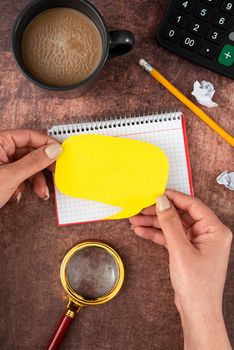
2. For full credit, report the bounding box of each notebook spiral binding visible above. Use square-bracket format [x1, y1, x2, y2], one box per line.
[48, 111, 181, 137]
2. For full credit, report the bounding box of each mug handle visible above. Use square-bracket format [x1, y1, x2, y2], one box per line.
[108, 30, 135, 57]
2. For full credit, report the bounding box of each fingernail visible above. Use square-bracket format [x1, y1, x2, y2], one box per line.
[156, 195, 171, 213]
[16, 191, 22, 203]
[130, 225, 135, 231]
[43, 186, 50, 200]
[45, 143, 62, 160]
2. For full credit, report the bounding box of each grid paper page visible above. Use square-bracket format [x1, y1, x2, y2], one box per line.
[49, 112, 192, 225]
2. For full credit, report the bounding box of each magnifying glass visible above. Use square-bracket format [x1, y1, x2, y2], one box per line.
[47, 241, 124, 350]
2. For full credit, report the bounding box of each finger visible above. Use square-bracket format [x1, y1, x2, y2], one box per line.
[166, 191, 226, 239]
[48, 163, 56, 172]
[14, 147, 56, 181]
[156, 195, 191, 252]
[180, 211, 196, 228]
[140, 206, 195, 229]
[11, 183, 26, 202]
[129, 215, 160, 228]
[132, 226, 166, 246]
[141, 205, 156, 216]
[1, 129, 57, 149]
[15, 148, 56, 173]
[29, 172, 49, 200]
[189, 219, 224, 238]
[5, 143, 62, 186]
[165, 189, 219, 223]
[13, 147, 32, 160]
[0, 145, 10, 164]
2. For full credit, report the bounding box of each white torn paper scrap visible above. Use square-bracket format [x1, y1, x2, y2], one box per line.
[216, 171, 234, 191]
[191, 80, 218, 108]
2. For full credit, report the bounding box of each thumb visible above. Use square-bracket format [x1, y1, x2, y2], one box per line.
[156, 195, 189, 252]
[7, 143, 62, 184]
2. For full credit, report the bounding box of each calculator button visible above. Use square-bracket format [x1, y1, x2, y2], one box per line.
[199, 43, 218, 59]
[194, 5, 213, 21]
[206, 28, 224, 44]
[181, 34, 199, 50]
[169, 12, 188, 28]
[220, 1, 234, 15]
[175, 0, 195, 13]
[188, 20, 206, 36]
[229, 32, 234, 41]
[218, 44, 234, 66]
[213, 13, 231, 30]
[201, 0, 219, 6]
[163, 26, 181, 43]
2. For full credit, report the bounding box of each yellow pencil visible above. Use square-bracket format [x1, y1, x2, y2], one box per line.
[139, 59, 234, 147]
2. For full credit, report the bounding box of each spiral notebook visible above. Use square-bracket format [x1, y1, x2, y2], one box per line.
[48, 111, 193, 226]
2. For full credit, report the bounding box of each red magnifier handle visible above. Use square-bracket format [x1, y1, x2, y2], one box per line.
[47, 312, 76, 350]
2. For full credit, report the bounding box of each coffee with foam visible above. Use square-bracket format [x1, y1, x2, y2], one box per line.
[21, 8, 102, 86]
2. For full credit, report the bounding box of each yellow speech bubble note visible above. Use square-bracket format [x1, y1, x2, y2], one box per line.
[55, 134, 169, 219]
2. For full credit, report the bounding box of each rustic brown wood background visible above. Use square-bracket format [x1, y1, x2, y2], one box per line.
[0, 0, 233, 349]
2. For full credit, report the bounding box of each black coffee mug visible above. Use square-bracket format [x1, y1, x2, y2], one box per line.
[12, 0, 135, 95]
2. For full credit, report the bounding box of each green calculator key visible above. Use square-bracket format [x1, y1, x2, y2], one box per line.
[218, 45, 234, 67]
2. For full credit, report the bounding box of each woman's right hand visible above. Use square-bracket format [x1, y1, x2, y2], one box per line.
[130, 190, 232, 350]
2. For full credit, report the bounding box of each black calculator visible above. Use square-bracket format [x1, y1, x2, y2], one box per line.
[157, 0, 234, 79]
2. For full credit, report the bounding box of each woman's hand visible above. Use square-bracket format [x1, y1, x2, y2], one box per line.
[0, 129, 62, 208]
[130, 190, 232, 350]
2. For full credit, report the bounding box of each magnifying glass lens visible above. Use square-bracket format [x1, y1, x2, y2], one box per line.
[66, 247, 120, 300]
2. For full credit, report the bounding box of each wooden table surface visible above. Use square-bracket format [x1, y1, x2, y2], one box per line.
[0, 0, 233, 349]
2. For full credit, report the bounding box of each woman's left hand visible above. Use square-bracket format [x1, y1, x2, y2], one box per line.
[0, 129, 62, 208]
